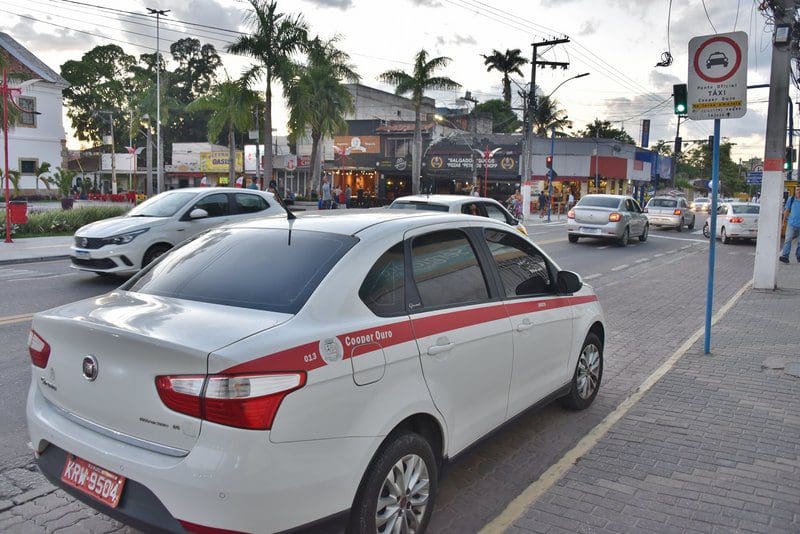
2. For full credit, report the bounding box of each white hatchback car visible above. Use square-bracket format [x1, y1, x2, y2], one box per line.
[28, 211, 604, 533]
[714, 202, 759, 243]
[389, 194, 528, 234]
[70, 187, 285, 275]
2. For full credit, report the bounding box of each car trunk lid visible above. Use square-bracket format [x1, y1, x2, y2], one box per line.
[31, 291, 291, 452]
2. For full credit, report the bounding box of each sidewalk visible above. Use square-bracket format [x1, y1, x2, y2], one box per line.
[496, 266, 800, 533]
[0, 236, 72, 266]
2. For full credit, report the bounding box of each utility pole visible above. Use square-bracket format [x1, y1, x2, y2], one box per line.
[97, 111, 116, 194]
[524, 38, 570, 203]
[147, 7, 169, 195]
[754, 0, 793, 290]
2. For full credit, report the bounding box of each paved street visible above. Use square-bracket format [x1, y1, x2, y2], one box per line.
[0, 219, 798, 533]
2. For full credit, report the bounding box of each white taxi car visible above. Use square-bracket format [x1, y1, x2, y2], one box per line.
[389, 194, 528, 234]
[28, 211, 604, 533]
[70, 187, 285, 275]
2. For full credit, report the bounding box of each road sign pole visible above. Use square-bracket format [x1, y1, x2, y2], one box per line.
[704, 119, 721, 354]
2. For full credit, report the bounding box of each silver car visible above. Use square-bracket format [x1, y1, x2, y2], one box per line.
[714, 202, 759, 243]
[645, 196, 696, 232]
[567, 194, 648, 246]
[690, 197, 711, 212]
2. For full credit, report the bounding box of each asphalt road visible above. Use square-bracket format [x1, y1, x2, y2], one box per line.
[0, 213, 759, 532]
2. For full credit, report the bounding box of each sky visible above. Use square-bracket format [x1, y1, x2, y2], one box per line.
[0, 0, 793, 165]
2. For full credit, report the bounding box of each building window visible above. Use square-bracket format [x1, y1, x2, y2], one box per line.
[385, 138, 411, 159]
[18, 97, 36, 127]
[19, 159, 38, 175]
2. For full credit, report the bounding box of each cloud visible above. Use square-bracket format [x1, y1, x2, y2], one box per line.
[578, 21, 596, 36]
[302, 0, 354, 9]
[408, 0, 444, 6]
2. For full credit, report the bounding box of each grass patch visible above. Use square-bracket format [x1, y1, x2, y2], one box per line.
[1, 205, 129, 237]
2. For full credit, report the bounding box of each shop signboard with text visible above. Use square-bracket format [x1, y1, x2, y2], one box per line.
[200, 151, 244, 173]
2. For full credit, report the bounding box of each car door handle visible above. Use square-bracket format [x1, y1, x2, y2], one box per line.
[516, 319, 534, 332]
[427, 342, 454, 355]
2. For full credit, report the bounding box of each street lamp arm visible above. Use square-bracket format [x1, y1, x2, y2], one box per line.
[545, 72, 590, 100]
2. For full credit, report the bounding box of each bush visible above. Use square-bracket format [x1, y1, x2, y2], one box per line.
[0, 205, 128, 237]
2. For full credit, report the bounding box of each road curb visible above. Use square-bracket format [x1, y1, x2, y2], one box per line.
[0, 255, 71, 267]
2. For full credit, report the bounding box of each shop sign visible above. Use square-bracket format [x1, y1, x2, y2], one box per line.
[428, 155, 517, 172]
[200, 151, 244, 173]
[333, 135, 381, 155]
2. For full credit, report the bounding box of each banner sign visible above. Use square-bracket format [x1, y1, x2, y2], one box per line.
[200, 151, 244, 173]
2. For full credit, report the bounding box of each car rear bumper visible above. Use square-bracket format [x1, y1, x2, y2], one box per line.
[27, 382, 374, 533]
[646, 214, 682, 227]
[567, 220, 623, 238]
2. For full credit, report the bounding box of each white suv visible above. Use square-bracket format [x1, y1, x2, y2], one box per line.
[29, 211, 604, 533]
[70, 188, 285, 275]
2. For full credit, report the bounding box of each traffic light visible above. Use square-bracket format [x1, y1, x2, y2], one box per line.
[673, 84, 688, 115]
[545, 155, 553, 168]
[785, 147, 795, 171]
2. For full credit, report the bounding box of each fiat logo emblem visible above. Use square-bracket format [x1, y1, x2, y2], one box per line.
[79, 237, 88, 248]
[82, 355, 99, 381]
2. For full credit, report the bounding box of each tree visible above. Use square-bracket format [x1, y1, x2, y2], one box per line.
[34, 161, 52, 191]
[380, 50, 461, 194]
[679, 141, 743, 195]
[578, 119, 635, 144]
[187, 80, 260, 184]
[532, 94, 572, 137]
[228, 0, 308, 187]
[481, 49, 528, 106]
[60, 45, 137, 144]
[285, 36, 359, 195]
[474, 99, 520, 133]
[170, 38, 222, 102]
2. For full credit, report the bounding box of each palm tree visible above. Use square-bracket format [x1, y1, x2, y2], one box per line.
[284, 36, 359, 196]
[227, 0, 308, 187]
[187, 80, 260, 184]
[380, 50, 461, 195]
[34, 161, 52, 191]
[481, 49, 528, 106]
[532, 94, 572, 137]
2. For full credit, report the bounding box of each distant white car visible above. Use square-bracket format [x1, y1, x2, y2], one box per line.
[70, 188, 285, 275]
[690, 197, 710, 212]
[389, 194, 528, 235]
[645, 196, 695, 232]
[714, 202, 759, 243]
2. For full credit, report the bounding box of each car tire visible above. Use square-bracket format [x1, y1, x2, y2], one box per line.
[676, 218, 684, 232]
[142, 244, 172, 268]
[688, 217, 695, 230]
[639, 224, 648, 242]
[721, 227, 729, 244]
[349, 431, 437, 534]
[617, 227, 629, 247]
[559, 332, 603, 411]
[568, 234, 579, 243]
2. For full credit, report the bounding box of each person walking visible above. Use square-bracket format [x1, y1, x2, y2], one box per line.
[345, 185, 352, 208]
[779, 187, 800, 263]
[321, 175, 332, 209]
[538, 190, 547, 219]
[568, 191, 575, 210]
[247, 177, 258, 190]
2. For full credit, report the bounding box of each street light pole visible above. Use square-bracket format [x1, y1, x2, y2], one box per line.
[147, 7, 169, 195]
[1, 69, 18, 243]
[548, 125, 555, 222]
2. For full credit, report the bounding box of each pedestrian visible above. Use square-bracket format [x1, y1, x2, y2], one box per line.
[200, 174, 208, 187]
[471, 186, 480, 197]
[779, 187, 800, 263]
[321, 175, 332, 209]
[538, 190, 546, 219]
[247, 177, 259, 190]
[568, 191, 575, 210]
[345, 185, 352, 208]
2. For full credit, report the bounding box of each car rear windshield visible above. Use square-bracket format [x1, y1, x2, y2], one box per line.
[732, 205, 759, 214]
[122, 228, 358, 314]
[577, 196, 621, 209]
[649, 199, 678, 208]
[389, 202, 449, 212]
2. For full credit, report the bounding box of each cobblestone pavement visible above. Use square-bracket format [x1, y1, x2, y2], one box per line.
[505, 267, 800, 533]
[2, 238, 797, 533]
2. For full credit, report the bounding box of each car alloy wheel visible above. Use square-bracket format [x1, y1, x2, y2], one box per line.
[350, 432, 437, 534]
[639, 224, 648, 242]
[560, 332, 603, 410]
[617, 227, 629, 247]
[676, 218, 684, 232]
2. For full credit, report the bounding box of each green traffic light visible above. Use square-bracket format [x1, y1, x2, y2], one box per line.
[676, 104, 686, 113]
[673, 84, 688, 116]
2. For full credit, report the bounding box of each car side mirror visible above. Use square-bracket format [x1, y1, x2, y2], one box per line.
[556, 270, 583, 294]
[189, 208, 209, 219]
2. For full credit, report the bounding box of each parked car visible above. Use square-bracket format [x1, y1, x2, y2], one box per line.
[714, 202, 760, 243]
[70, 188, 286, 275]
[389, 194, 527, 234]
[690, 197, 711, 212]
[567, 194, 648, 246]
[644, 196, 695, 231]
[28, 211, 604, 534]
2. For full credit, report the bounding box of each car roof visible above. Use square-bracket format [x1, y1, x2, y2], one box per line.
[161, 187, 274, 198]
[229, 209, 501, 237]
[392, 194, 501, 206]
[581, 194, 629, 200]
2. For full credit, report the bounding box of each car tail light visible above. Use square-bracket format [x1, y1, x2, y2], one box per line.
[673, 209, 683, 216]
[28, 330, 51, 368]
[608, 212, 622, 222]
[729, 216, 744, 223]
[567, 209, 575, 219]
[156, 372, 306, 430]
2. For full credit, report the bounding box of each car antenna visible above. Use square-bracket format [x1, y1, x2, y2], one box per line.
[268, 181, 296, 221]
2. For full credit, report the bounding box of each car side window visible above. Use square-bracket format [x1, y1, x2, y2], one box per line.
[461, 203, 482, 216]
[234, 193, 269, 214]
[359, 243, 405, 316]
[194, 193, 230, 217]
[483, 203, 510, 224]
[483, 229, 554, 297]
[410, 229, 489, 310]
[624, 199, 634, 212]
